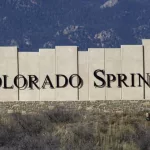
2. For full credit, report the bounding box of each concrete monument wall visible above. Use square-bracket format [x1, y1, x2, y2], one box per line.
[142, 39, 150, 100]
[55, 46, 78, 101]
[0, 47, 18, 101]
[0, 39, 150, 101]
[19, 52, 40, 101]
[121, 45, 144, 100]
[78, 51, 89, 100]
[105, 48, 121, 100]
[39, 49, 56, 101]
[88, 48, 105, 100]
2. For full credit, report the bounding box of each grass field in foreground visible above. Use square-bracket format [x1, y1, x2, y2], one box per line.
[0, 106, 150, 150]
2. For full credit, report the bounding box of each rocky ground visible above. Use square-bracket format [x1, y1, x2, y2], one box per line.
[0, 101, 149, 150]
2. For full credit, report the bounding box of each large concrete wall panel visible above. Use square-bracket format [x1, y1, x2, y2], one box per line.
[78, 51, 88, 100]
[19, 52, 39, 101]
[121, 45, 144, 100]
[0, 47, 18, 101]
[105, 48, 121, 100]
[55, 46, 78, 101]
[142, 39, 150, 99]
[88, 48, 105, 100]
[39, 49, 55, 101]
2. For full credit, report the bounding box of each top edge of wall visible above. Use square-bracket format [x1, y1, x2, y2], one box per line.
[55, 46, 78, 48]
[142, 39, 150, 41]
[39, 48, 55, 51]
[1, 38, 150, 52]
[0, 46, 18, 48]
[19, 51, 39, 52]
[88, 48, 105, 50]
[104, 48, 120, 50]
[78, 50, 88, 52]
[121, 45, 143, 48]
[142, 39, 150, 44]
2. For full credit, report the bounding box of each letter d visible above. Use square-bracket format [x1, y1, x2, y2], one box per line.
[56, 74, 68, 88]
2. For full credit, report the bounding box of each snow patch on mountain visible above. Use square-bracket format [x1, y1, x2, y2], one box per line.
[94, 29, 121, 47]
[63, 25, 79, 35]
[10, 39, 18, 46]
[94, 29, 113, 41]
[100, 0, 119, 9]
[43, 41, 54, 48]
[24, 37, 32, 46]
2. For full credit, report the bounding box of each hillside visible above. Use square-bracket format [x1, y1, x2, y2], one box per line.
[0, 104, 149, 150]
[0, 0, 150, 51]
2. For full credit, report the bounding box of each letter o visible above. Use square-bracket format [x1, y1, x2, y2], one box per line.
[69, 74, 83, 89]
[0, 78, 2, 87]
[14, 74, 28, 90]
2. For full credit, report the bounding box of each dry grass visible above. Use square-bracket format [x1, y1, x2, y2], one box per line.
[0, 106, 149, 150]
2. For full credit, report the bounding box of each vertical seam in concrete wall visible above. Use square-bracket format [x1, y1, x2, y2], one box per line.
[38, 51, 40, 101]
[143, 45, 146, 99]
[77, 48, 79, 100]
[55, 48, 57, 101]
[104, 48, 106, 100]
[121, 46, 123, 100]
[87, 51, 89, 101]
[88, 49, 89, 101]
[54, 49, 56, 101]
[17, 48, 19, 101]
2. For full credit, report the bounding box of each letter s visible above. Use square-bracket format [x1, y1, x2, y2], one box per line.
[94, 69, 106, 88]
